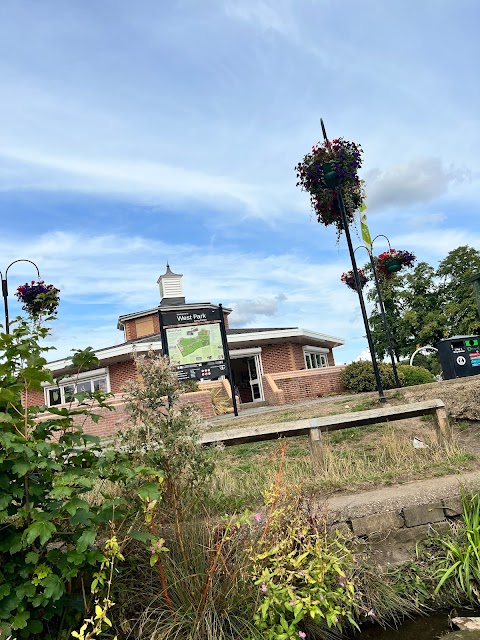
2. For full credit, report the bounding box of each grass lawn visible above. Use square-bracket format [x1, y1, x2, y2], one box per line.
[205, 392, 477, 513]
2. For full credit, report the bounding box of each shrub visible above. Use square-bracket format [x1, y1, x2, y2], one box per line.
[397, 365, 435, 387]
[0, 320, 164, 638]
[341, 361, 405, 392]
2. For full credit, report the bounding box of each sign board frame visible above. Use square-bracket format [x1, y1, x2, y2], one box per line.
[158, 304, 238, 415]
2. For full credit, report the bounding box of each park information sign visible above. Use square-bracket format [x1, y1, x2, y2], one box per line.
[159, 306, 229, 382]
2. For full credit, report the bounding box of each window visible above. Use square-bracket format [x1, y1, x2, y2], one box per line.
[45, 368, 109, 406]
[303, 347, 329, 370]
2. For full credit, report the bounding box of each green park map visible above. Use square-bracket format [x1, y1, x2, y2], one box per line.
[166, 323, 224, 366]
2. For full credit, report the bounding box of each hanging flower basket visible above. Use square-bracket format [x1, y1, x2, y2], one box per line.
[341, 269, 368, 291]
[296, 138, 365, 235]
[376, 249, 416, 279]
[15, 280, 60, 319]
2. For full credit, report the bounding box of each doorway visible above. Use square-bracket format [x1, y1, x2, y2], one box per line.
[229, 353, 264, 404]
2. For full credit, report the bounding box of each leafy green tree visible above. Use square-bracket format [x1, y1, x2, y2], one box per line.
[436, 245, 480, 336]
[366, 246, 480, 360]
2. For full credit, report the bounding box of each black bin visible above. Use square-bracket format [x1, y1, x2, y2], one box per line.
[435, 335, 480, 380]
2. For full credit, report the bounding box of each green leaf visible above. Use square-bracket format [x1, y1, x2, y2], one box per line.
[76, 529, 96, 553]
[129, 530, 154, 544]
[136, 482, 163, 501]
[25, 551, 39, 564]
[42, 573, 65, 601]
[65, 497, 90, 516]
[11, 462, 31, 477]
[11, 610, 30, 630]
[24, 521, 57, 546]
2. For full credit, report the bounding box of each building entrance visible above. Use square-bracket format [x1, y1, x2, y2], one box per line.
[229, 353, 264, 404]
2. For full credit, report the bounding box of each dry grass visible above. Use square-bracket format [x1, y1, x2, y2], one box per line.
[206, 422, 475, 512]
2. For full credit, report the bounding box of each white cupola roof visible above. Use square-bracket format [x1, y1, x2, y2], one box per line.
[157, 264, 185, 306]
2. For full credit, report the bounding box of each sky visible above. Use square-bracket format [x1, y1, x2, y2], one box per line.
[0, 0, 479, 364]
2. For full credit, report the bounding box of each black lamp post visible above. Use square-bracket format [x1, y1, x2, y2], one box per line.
[1, 260, 41, 334]
[320, 119, 386, 402]
[354, 239, 401, 388]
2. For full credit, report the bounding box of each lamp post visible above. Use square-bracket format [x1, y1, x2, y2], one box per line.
[354, 239, 401, 388]
[320, 119, 386, 402]
[1, 260, 41, 334]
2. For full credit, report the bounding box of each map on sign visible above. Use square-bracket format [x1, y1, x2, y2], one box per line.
[166, 323, 225, 366]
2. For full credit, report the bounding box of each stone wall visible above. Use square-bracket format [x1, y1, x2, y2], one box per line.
[325, 472, 480, 566]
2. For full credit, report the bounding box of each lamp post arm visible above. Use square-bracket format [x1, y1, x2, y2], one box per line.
[2, 260, 41, 335]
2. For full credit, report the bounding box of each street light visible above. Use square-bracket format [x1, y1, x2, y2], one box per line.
[320, 118, 386, 403]
[354, 238, 401, 388]
[1, 260, 41, 334]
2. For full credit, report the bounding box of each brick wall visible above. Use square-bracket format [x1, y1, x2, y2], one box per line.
[259, 342, 335, 373]
[124, 318, 137, 341]
[261, 343, 297, 373]
[263, 366, 345, 405]
[124, 312, 161, 341]
[25, 387, 45, 406]
[109, 360, 138, 393]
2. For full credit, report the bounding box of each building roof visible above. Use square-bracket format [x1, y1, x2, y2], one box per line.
[117, 303, 232, 329]
[47, 326, 344, 375]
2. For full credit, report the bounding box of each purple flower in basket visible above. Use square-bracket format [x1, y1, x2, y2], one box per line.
[15, 280, 60, 319]
[341, 269, 368, 291]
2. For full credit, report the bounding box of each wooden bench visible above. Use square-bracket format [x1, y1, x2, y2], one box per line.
[200, 399, 452, 467]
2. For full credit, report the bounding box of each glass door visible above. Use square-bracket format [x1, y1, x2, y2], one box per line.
[247, 355, 264, 401]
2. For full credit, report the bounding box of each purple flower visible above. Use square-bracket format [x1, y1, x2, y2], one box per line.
[299, 632, 307, 639]
[253, 513, 262, 523]
[261, 583, 267, 593]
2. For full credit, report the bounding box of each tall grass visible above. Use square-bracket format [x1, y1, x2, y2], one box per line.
[115, 516, 261, 640]
[207, 426, 472, 512]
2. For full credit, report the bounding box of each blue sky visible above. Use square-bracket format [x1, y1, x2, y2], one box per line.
[1, 0, 479, 363]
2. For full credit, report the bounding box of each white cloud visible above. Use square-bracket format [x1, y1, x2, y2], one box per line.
[365, 158, 471, 211]
[230, 293, 287, 326]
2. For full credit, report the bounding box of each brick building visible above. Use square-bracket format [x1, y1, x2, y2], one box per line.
[33, 266, 346, 437]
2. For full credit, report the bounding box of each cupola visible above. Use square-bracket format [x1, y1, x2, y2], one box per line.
[157, 264, 186, 306]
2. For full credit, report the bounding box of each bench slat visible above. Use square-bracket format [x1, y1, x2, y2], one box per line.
[200, 399, 446, 447]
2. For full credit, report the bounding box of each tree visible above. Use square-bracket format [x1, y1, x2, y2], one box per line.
[436, 245, 480, 336]
[366, 246, 480, 360]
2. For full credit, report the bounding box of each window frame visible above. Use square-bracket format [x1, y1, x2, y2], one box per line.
[44, 367, 110, 407]
[303, 346, 329, 370]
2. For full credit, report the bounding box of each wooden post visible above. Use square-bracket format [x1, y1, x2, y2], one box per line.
[309, 427, 324, 470]
[433, 406, 452, 445]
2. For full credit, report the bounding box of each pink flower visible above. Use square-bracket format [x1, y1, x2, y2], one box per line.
[254, 513, 262, 523]
[367, 608, 376, 618]
[150, 546, 156, 554]
[261, 583, 267, 593]
[299, 632, 306, 639]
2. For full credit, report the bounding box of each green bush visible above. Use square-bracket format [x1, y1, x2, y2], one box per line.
[397, 364, 435, 387]
[341, 361, 405, 392]
[0, 320, 164, 639]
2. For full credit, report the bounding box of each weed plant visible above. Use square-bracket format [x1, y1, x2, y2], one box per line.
[434, 489, 480, 603]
